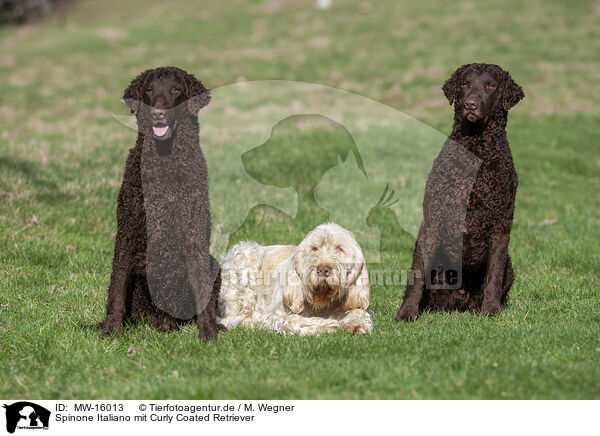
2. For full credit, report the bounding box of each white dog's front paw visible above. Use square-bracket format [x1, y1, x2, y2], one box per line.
[341, 310, 372, 334]
[341, 321, 371, 334]
[301, 318, 341, 335]
[313, 318, 342, 335]
[323, 318, 341, 333]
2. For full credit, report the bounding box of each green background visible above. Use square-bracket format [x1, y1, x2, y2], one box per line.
[0, 0, 598, 399]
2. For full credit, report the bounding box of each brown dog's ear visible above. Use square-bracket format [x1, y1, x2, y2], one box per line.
[183, 72, 211, 115]
[442, 64, 470, 106]
[501, 71, 524, 110]
[123, 69, 152, 114]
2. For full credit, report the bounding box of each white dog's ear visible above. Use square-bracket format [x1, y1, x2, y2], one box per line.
[283, 273, 304, 314]
[344, 261, 370, 311]
[283, 250, 305, 314]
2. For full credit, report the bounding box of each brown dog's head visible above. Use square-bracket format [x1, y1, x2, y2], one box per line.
[442, 63, 523, 126]
[123, 66, 210, 142]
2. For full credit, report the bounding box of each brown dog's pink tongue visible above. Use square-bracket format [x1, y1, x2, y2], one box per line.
[153, 126, 169, 137]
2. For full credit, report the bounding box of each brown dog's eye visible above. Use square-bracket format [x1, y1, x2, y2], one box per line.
[145, 89, 153, 95]
[173, 88, 182, 95]
[462, 82, 469, 88]
[486, 83, 496, 89]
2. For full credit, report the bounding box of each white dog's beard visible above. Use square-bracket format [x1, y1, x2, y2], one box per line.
[312, 281, 336, 309]
[305, 268, 344, 311]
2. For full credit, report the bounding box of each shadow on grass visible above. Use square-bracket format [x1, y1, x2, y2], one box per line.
[0, 156, 69, 204]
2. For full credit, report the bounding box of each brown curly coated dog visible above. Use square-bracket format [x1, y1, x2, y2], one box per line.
[100, 67, 221, 340]
[396, 63, 524, 321]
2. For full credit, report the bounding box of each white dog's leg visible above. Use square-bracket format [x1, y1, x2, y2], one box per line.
[218, 241, 262, 323]
[261, 313, 340, 336]
[216, 315, 246, 329]
[340, 309, 372, 334]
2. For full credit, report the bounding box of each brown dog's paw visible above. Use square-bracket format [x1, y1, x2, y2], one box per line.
[481, 301, 502, 316]
[197, 321, 218, 341]
[151, 314, 179, 332]
[99, 319, 123, 336]
[394, 305, 418, 322]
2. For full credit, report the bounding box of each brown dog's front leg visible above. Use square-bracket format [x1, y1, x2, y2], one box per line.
[101, 232, 133, 335]
[481, 234, 510, 315]
[395, 240, 426, 322]
[187, 253, 219, 341]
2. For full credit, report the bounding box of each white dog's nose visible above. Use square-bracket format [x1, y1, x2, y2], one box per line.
[317, 264, 332, 277]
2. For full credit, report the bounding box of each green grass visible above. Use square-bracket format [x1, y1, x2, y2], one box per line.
[0, 0, 599, 399]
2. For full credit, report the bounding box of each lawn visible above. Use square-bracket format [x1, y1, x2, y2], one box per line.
[0, 0, 599, 399]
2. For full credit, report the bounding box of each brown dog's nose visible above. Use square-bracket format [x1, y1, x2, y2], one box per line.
[464, 98, 478, 111]
[151, 107, 166, 121]
[317, 264, 332, 277]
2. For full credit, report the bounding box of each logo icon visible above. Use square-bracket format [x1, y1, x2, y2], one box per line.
[3, 402, 50, 434]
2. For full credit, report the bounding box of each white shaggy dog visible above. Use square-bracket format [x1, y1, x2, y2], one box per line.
[218, 223, 372, 335]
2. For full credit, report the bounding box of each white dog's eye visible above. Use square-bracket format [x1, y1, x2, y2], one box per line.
[311, 246, 318, 252]
[336, 246, 344, 254]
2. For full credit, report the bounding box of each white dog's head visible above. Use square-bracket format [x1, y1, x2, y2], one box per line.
[284, 223, 370, 313]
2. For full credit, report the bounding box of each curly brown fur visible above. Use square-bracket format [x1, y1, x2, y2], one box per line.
[395, 63, 524, 321]
[100, 67, 222, 340]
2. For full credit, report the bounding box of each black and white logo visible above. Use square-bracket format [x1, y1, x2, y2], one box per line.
[3, 402, 50, 434]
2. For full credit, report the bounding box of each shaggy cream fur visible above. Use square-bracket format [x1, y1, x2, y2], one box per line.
[218, 223, 372, 335]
